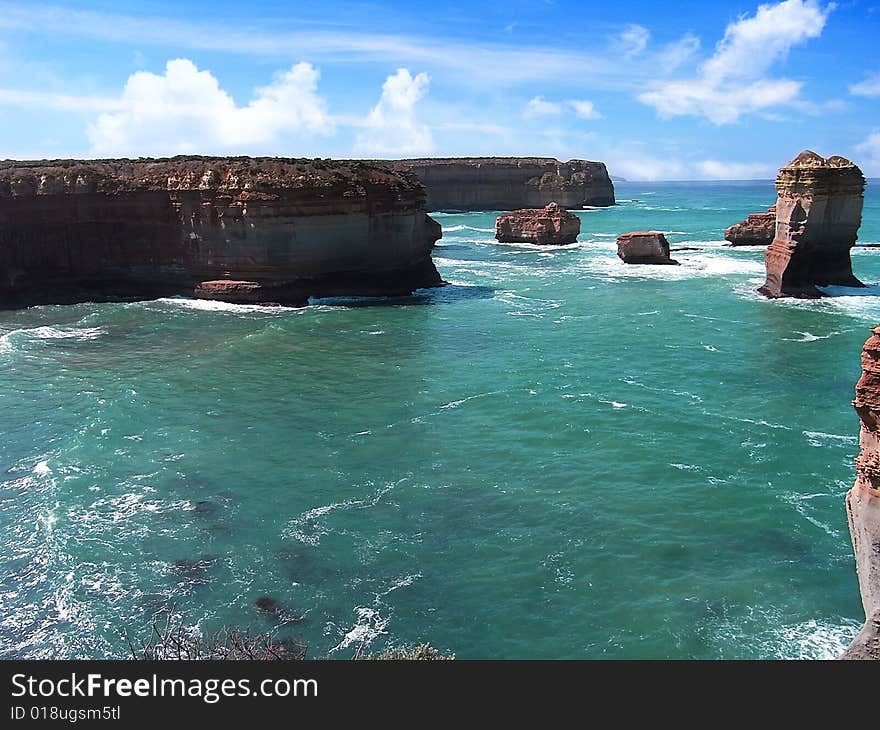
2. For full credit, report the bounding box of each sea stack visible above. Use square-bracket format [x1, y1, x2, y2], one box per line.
[397, 157, 615, 211]
[724, 206, 776, 246]
[616, 232, 679, 265]
[0, 157, 442, 309]
[758, 151, 866, 298]
[494, 202, 581, 245]
[841, 326, 880, 660]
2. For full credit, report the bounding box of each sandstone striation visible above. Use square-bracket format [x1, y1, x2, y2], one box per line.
[724, 206, 776, 246]
[616, 232, 679, 265]
[494, 202, 580, 245]
[397, 157, 615, 211]
[758, 151, 866, 298]
[841, 326, 880, 660]
[0, 156, 442, 308]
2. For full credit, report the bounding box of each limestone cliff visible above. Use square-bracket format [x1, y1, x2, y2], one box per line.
[724, 206, 775, 246]
[841, 326, 880, 659]
[0, 157, 442, 308]
[758, 151, 865, 298]
[396, 157, 615, 211]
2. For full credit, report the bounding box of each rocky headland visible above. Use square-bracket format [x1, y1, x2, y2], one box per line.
[758, 151, 866, 298]
[397, 157, 615, 211]
[616, 232, 679, 265]
[0, 156, 442, 309]
[494, 202, 580, 245]
[842, 326, 880, 660]
[724, 206, 776, 246]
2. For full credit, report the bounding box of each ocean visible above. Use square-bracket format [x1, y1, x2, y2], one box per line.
[2, 179, 879, 659]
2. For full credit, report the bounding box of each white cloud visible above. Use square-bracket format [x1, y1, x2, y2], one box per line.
[0, 88, 120, 112]
[354, 68, 433, 156]
[656, 34, 701, 73]
[850, 73, 880, 97]
[695, 159, 777, 179]
[524, 97, 601, 120]
[638, 0, 833, 124]
[615, 24, 651, 58]
[568, 100, 602, 120]
[87, 59, 332, 156]
[856, 132, 880, 176]
[524, 96, 562, 117]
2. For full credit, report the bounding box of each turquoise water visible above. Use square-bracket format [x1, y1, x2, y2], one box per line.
[2, 180, 880, 659]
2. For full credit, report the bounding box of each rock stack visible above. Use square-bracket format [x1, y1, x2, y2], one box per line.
[494, 202, 581, 245]
[724, 206, 776, 246]
[758, 151, 866, 298]
[616, 232, 679, 265]
[841, 326, 880, 660]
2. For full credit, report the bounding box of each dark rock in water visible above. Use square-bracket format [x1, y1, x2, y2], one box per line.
[616, 232, 679, 265]
[395, 157, 615, 210]
[254, 595, 305, 624]
[191, 500, 220, 516]
[724, 206, 776, 246]
[0, 157, 443, 309]
[670, 247, 702, 252]
[494, 202, 580, 245]
[840, 326, 880, 659]
[171, 555, 218, 586]
[759, 151, 866, 298]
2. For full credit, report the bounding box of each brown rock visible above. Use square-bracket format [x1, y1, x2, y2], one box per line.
[724, 206, 776, 246]
[396, 157, 615, 210]
[494, 202, 580, 245]
[616, 232, 679, 265]
[841, 326, 880, 660]
[758, 151, 866, 298]
[194, 280, 267, 304]
[0, 156, 443, 309]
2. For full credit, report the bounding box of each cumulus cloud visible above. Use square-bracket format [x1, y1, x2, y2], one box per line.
[850, 72, 880, 97]
[87, 59, 332, 156]
[615, 24, 651, 58]
[856, 132, 880, 176]
[638, 0, 833, 124]
[524, 97, 601, 120]
[524, 96, 562, 117]
[354, 68, 433, 156]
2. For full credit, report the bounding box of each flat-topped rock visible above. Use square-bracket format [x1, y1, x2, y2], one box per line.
[395, 157, 615, 210]
[0, 156, 442, 309]
[494, 202, 580, 245]
[758, 151, 866, 298]
[616, 232, 679, 265]
[724, 206, 776, 246]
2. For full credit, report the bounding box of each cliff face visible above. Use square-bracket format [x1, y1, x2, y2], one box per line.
[842, 327, 880, 659]
[494, 202, 580, 245]
[0, 157, 442, 308]
[724, 206, 776, 246]
[397, 157, 615, 211]
[758, 151, 865, 298]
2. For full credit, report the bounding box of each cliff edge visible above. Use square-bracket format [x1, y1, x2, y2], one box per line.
[0, 156, 442, 308]
[841, 326, 880, 659]
[396, 157, 615, 211]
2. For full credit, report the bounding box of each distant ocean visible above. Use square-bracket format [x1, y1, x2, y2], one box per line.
[1, 179, 878, 659]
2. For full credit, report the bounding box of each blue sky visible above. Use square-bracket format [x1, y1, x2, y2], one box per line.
[0, 0, 878, 179]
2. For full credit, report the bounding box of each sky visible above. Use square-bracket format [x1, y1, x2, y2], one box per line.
[0, 0, 878, 179]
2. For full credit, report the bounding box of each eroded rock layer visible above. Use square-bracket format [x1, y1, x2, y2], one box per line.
[724, 206, 776, 246]
[616, 232, 679, 265]
[397, 157, 615, 211]
[0, 157, 442, 308]
[841, 326, 880, 660]
[758, 151, 865, 298]
[494, 202, 580, 245]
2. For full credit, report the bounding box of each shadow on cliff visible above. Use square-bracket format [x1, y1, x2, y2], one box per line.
[309, 283, 494, 308]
